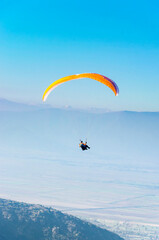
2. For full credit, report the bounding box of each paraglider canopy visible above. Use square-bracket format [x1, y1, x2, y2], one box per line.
[42, 73, 119, 102]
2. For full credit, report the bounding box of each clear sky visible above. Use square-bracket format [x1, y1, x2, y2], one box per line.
[0, 0, 159, 111]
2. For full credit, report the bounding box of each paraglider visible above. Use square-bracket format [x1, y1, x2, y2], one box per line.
[79, 140, 90, 151]
[42, 73, 119, 102]
[42, 73, 119, 151]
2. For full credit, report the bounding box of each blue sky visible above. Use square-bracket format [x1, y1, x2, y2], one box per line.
[0, 0, 159, 111]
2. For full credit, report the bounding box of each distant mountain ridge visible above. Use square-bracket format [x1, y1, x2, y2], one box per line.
[0, 198, 124, 240]
[0, 98, 52, 112]
[0, 98, 111, 113]
[1, 97, 159, 113]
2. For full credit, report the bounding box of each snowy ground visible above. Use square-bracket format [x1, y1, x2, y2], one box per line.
[89, 219, 159, 240]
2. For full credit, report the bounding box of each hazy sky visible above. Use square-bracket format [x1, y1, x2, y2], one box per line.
[0, 0, 159, 111]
